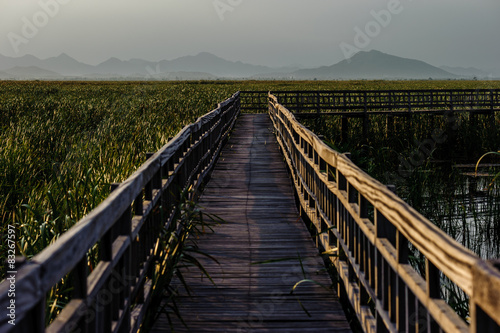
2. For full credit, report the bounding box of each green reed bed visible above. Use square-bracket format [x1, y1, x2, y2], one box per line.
[0, 81, 240, 278]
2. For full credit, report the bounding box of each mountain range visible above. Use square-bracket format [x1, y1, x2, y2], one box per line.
[0, 50, 496, 80]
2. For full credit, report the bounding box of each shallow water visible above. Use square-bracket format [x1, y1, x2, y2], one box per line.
[407, 170, 500, 259]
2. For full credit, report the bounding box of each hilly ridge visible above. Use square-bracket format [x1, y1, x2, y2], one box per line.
[4, 66, 61, 79]
[0, 52, 298, 79]
[0, 50, 492, 80]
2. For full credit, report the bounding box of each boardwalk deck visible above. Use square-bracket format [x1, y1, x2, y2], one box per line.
[150, 114, 351, 332]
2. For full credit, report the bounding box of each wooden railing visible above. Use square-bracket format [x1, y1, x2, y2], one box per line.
[0, 92, 240, 333]
[240, 89, 500, 115]
[239, 90, 269, 112]
[276, 89, 500, 142]
[268, 93, 500, 332]
[274, 89, 500, 116]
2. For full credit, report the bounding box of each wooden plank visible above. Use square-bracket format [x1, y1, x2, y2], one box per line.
[152, 114, 350, 332]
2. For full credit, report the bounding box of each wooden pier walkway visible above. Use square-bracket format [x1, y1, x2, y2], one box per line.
[151, 114, 351, 332]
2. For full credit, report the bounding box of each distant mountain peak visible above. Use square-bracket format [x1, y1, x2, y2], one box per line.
[189, 52, 230, 63]
[293, 49, 457, 80]
[196, 51, 217, 57]
[56, 52, 72, 58]
[104, 57, 123, 63]
[347, 49, 386, 59]
[348, 49, 408, 62]
[356, 49, 384, 55]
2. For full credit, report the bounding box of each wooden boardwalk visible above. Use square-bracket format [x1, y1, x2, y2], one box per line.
[4, 91, 499, 333]
[151, 114, 351, 332]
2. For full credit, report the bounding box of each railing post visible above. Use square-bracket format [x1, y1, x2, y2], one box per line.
[376, 185, 397, 246]
[117, 198, 132, 332]
[95, 183, 121, 332]
[296, 91, 300, 113]
[374, 184, 397, 329]
[72, 256, 91, 333]
[425, 259, 440, 332]
[338, 153, 350, 192]
[471, 260, 500, 333]
[144, 153, 154, 202]
[341, 116, 348, 142]
[386, 115, 394, 139]
[19, 298, 46, 333]
[316, 91, 321, 129]
[407, 91, 411, 114]
[147, 152, 163, 190]
[406, 91, 413, 141]
[489, 90, 496, 134]
[362, 91, 369, 141]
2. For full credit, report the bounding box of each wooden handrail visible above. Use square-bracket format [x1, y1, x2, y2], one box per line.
[240, 89, 500, 118]
[273, 89, 500, 116]
[239, 90, 269, 112]
[0, 92, 241, 332]
[268, 92, 500, 332]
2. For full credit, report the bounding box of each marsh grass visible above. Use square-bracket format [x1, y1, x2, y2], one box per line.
[0, 81, 237, 280]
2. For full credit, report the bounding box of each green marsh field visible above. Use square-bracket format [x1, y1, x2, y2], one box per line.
[2, 79, 500, 273]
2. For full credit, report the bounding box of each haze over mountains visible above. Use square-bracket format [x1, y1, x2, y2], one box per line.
[0, 50, 496, 80]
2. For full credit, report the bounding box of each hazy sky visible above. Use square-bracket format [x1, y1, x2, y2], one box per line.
[1, 0, 499, 70]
